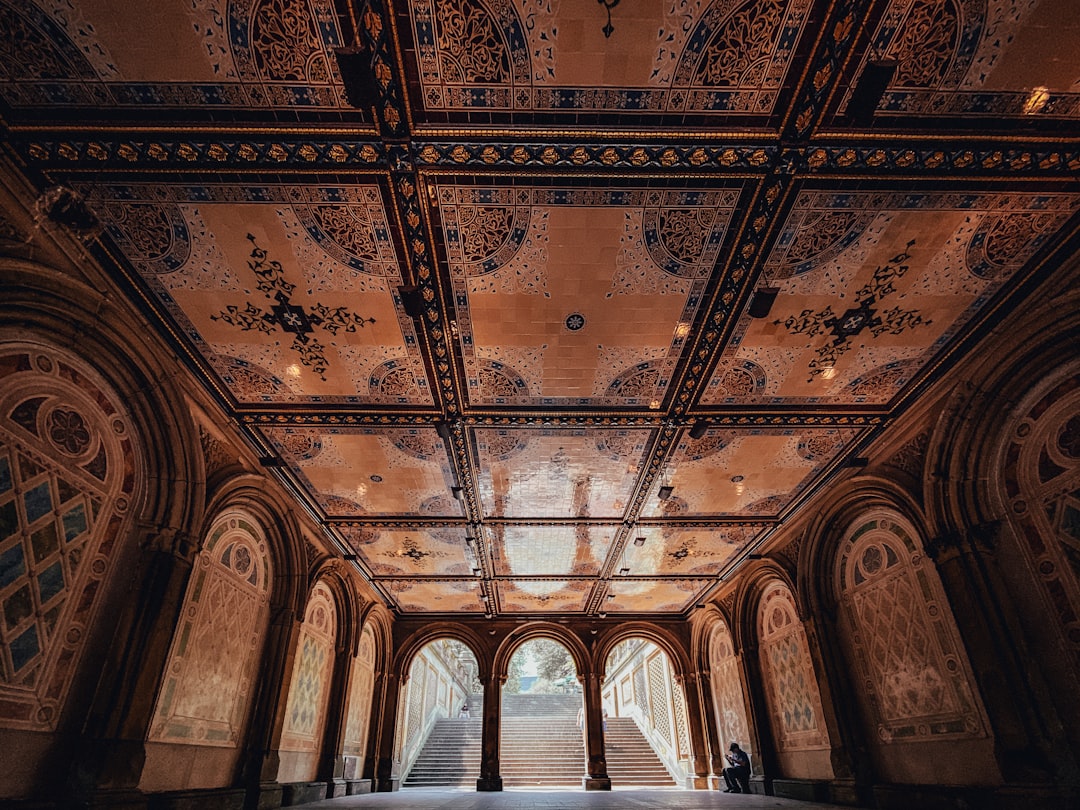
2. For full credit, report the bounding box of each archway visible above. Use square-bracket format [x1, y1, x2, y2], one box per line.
[396, 639, 482, 788]
[500, 638, 583, 788]
[602, 638, 684, 787]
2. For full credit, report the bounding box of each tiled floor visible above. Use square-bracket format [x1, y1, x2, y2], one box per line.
[294, 787, 845, 810]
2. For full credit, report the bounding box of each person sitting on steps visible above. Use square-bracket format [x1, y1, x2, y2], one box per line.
[722, 741, 751, 794]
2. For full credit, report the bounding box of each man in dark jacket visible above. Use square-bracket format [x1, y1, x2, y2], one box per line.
[722, 741, 751, 793]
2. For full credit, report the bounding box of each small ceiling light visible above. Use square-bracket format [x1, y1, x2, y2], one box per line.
[689, 420, 709, 440]
[465, 531, 475, 544]
[657, 485, 674, 501]
[397, 284, 425, 319]
[620, 567, 630, 576]
[633, 536, 646, 547]
[748, 286, 780, 318]
[674, 321, 690, 339]
[343, 554, 358, 562]
[820, 365, 837, 380]
[1023, 86, 1050, 115]
[473, 568, 482, 576]
[598, 612, 607, 619]
[436, 421, 452, 443]
[451, 486, 463, 500]
[847, 457, 870, 468]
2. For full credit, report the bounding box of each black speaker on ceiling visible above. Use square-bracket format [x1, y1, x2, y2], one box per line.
[334, 46, 378, 109]
[748, 287, 780, 319]
[846, 59, 898, 125]
[398, 285, 425, 319]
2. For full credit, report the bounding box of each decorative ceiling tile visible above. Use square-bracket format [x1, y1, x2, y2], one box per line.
[643, 428, 865, 518]
[706, 191, 1080, 406]
[497, 580, 592, 613]
[475, 428, 650, 518]
[619, 526, 754, 576]
[846, 0, 1080, 120]
[262, 427, 459, 517]
[605, 579, 713, 613]
[381, 580, 486, 613]
[0, 0, 353, 111]
[490, 525, 615, 577]
[340, 526, 472, 577]
[82, 183, 425, 406]
[408, 0, 812, 119]
[438, 184, 740, 408]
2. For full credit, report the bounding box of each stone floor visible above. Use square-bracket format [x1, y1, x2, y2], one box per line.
[293, 788, 845, 810]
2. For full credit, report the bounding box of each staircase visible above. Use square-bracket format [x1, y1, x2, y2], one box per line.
[402, 693, 676, 789]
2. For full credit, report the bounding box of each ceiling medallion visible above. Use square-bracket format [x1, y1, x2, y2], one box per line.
[565, 313, 586, 331]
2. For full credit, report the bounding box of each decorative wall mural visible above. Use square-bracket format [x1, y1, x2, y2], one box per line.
[835, 512, 986, 744]
[149, 512, 271, 747]
[281, 581, 336, 754]
[342, 625, 376, 776]
[0, 346, 135, 730]
[758, 582, 830, 752]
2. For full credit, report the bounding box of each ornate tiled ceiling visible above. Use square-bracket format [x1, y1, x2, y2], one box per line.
[2, 0, 1078, 617]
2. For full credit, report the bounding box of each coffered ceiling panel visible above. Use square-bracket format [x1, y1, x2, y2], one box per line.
[474, 428, 651, 519]
[262, 427, 459, 517]
[703, 191, 1080, 407]
[841, 0, 1080, 122]
[339, 526, 472, 577]
[642, 427, 864, 518]
[381, 580, 485, 613]
[0, 0, 356, 114]
[490, 525, 615, 578]
[605, 579, 713, 613]
[438, 184, 741, 408]
[617, 526, 755, 577]
[81, 182, 426, 406]
[496, 581, 592, 614]
[404, 0, 813, 123]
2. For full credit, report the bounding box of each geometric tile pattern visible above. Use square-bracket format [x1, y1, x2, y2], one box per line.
[758, 582, 829, 752]
[282, 582, 337, 750]
[149, 512, 272, 746]
[709, 621, 752, 757]
[836, 512, 985, 742]
[0, 347, 135, 731]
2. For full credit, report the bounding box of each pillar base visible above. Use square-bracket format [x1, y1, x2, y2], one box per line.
[476, 777, 503, 792]
[685, 775, 711, 790]
[583, 777, 611, 791]
[708, 775, 724, 791]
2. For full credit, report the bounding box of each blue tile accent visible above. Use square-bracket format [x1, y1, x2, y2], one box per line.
[10, 624, 40, 673]
[38, 561, 65, 604]
[0, 455, 10, 493]
[62, 503, 87, 542]
[0, 542, 26, 588]
[24, 481, 53, 524]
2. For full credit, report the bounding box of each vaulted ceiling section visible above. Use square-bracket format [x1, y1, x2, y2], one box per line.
[3, 0, 1078, 617]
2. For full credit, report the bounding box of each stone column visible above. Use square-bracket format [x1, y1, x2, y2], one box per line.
[580, 670, 611, 790]
[319, 644, 355, 798]
[241, 605, 301, 810]
[678, 673, 712, 789]
[738, 638, 776, 794]
[477, 672, 505, 791]
[926, 523, 1076, 783]
[73, 528, 195, 804]
[694, 668, 725, 789]
[372, 672, 403, 792]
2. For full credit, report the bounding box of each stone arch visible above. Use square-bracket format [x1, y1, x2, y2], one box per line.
[493, 622, 590, 681]
[359, 602, 394, 678]
[593, 622, 692, 681]
[923, 271, 1080, 741]
[393, 622, 490, 683]
[0, 258, 203, 535]
[699, 608, 754, 768]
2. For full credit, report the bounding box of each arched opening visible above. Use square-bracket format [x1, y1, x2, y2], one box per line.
[602, 638, 684, 787]
[501, 637, 582, 788]
[396, 639, 482, 789]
